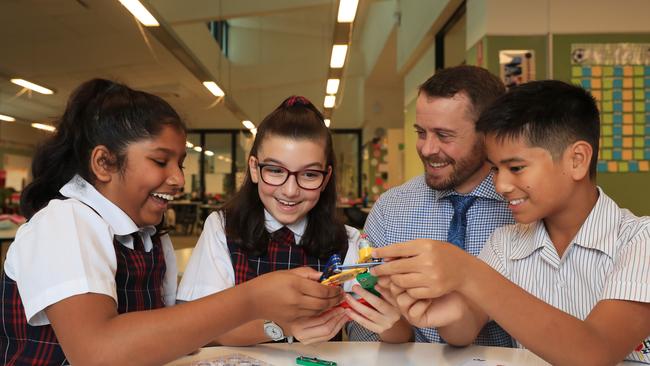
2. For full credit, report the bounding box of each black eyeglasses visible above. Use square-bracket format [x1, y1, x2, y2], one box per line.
[257, 163, 329, 190]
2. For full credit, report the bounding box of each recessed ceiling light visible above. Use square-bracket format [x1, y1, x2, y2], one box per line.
[324, 95, 336, 108]
[242, 120, 256, 130]
[11, 79, 54, 95]
[31, 123, 56, 132]
[326, 79, 340, 94]
[0, 114, 16, 122]
[330, 45, 348, 68]
[202, 81, 225, 97]
[118, 0, 159, 26]
[337, 0, 359, 23]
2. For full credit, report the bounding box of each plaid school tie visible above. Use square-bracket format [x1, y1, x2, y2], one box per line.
[446, 195, 477, 250]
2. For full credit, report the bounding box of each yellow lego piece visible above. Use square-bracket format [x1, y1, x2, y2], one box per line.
[321, 268, 366, 286]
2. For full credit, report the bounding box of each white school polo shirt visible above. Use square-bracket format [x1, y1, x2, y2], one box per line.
[3, 175, 178, 326]
[479, 188, 650, 363]
[177, 210, 361, 301]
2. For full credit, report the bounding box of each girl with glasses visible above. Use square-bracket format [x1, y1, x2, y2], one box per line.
[178, 96, 408, 345]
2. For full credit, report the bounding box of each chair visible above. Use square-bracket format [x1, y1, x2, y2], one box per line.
[172, 203, 199, 235]
[343, 207, 368, 230]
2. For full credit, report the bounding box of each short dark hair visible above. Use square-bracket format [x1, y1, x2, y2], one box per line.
[418, 65, 506, 120]
[476, 80, 600, 179]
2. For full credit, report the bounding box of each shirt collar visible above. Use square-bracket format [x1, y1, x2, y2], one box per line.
[59, 175, 157, 250]
[264, 209, 307, 244]
[510, 187, 617, 260]
[570, 187, 619, 259]
[434, 172, 505, 202]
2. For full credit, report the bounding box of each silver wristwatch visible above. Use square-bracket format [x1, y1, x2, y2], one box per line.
[263, 320, 285, 341]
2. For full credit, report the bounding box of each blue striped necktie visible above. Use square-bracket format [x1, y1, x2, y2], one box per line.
[446, 195, 477, 250]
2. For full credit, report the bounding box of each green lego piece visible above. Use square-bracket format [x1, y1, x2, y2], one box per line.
[296, 356, 337, 366]
[356, 271, 380, 297]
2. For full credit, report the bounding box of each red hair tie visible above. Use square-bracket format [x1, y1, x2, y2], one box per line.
[285, 96, 310, 107]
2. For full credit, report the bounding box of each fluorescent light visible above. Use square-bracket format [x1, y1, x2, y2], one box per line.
[0, 114, 16, 122]
[193, 146, 203, 152]
[330, 44, 348, 68]
[31, 123, 56, 132]
[217, 155, 224, 160]
[11, 79, 54, 95]
[185, 141, 194, 148]
[337, 0, 359, 22]
[324, 95, 336, 108]
[242, 120, 256, 130]
[204, 150, 214, 156]
[326, 79, 340, 94]
[118, 0, 159, 26]
[324, 119, 331, 127]
[202, 81, 225, 97]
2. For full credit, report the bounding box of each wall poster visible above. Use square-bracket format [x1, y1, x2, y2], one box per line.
[499, 50, 535, 89]
[571, 43, 650, 173]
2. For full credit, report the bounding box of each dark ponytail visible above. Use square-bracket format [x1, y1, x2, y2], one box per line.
[20, 79, 186, 218]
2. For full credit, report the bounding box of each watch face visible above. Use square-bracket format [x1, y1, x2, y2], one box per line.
[264, 322, 284, 340]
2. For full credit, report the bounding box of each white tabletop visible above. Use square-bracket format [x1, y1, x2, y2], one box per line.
[166, 341, 554, 366]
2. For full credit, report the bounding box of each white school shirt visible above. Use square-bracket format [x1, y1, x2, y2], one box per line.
[177, 210, 361, 301]
[479, 188, 650, 363]
[3, 175, 178, 326]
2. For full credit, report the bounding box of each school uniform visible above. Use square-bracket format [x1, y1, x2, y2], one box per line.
[479, 187, 650, 363]
[177, 210, 361, 301]
[0, 175, 177, 365]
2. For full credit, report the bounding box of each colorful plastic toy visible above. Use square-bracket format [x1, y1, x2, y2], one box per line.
[319, 231, 383, 308]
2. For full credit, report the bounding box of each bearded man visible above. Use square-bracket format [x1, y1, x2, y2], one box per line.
[348, 65, 514, 346]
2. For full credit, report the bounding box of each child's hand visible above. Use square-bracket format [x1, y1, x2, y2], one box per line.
[246, 267, 343, 324]
[343, 284, 401, 334]
[287, 307, 348, 345]
[392, 290, 467, 328]
[370, 239, 475, 299]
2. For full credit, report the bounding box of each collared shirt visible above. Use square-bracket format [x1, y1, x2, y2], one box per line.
[479, 187, 650, 363]
[177, 209, 361, 301]
[347, 173, 514, 345]
[4, 175, 178, 325]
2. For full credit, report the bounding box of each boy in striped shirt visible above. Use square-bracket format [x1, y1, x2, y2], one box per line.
[371, 80, 650, 365]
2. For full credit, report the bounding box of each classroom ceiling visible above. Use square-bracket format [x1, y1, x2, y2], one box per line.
[0, 0, 372, 134]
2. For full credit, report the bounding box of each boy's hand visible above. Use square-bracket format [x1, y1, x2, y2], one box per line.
[247, 267, 343, 324]
[370, 239, 475, 299]
[343, 284, 401, 334]
[287, 307, 348, 345]
[377, 275, 467, 328]
[397, 292, 468, 328]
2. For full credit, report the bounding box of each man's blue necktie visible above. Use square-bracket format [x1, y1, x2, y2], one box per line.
[446, 195, 477, 250]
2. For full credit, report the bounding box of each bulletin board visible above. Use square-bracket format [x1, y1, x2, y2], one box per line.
[569, 43, 650, 173]
[553, 34, 650, 215]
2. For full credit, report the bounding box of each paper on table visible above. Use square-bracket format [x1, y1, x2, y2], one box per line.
[185, 352, 273, 366]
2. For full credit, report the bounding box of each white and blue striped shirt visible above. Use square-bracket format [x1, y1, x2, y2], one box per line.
[347, 173, 515, 346]
[480, 187, 650, 363]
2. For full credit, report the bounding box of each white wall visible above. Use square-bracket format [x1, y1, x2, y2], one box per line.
[467, 0, 650, 45]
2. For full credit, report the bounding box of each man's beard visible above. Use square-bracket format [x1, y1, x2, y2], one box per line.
[422, 139, 486, 191]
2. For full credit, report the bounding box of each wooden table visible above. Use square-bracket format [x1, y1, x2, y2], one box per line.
[166, 341, 641, 365]
[165, 341, 554, 366]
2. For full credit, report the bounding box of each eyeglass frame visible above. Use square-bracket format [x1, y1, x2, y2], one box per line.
[254, 161, 331, 190]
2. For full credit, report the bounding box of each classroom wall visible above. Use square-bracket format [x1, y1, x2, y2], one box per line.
[465, 0, 650, 215]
